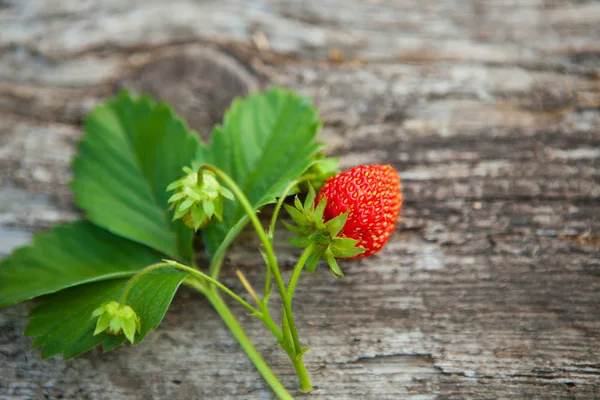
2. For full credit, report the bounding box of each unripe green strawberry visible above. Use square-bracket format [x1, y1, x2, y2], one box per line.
[166, 167, 234, 231]
[92, 301, 141, 344]
[316, 164, 402, 259]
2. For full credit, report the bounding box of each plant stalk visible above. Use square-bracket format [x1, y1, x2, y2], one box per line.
[286, 243, 316, 303]
[291, 354, 313, 393]
[203, 165, 304, 355]
[201, 165, 313, 391]
[205, 288, 293, 400]
[122, 261, 259, 314]
[267, 175, 316, 241]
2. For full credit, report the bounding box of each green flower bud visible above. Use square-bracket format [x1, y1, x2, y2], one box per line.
[167, 167, 234, 231]
[91, 301, 141, 344]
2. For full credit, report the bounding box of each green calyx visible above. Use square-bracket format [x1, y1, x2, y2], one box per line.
[167, 167, 234, 231]
[92, 301, 141, 344]
[299, 152, 340, 192]
[284, 185, 365, 277]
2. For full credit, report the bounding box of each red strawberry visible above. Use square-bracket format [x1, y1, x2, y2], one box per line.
[316, 164, 402, 259]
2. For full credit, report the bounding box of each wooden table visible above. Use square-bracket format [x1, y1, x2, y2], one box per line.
[1, 1, 599, 398]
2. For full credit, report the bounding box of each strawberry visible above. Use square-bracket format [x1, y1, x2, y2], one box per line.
[316, 164, 402, 259]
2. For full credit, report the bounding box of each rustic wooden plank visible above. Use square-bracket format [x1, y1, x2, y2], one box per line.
[1, 0, 599, 399]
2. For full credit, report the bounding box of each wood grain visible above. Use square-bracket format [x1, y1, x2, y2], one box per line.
[1, 1, 599, 399]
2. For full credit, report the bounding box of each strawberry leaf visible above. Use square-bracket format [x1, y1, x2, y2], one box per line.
[25, 269, 188, 359]
[284, 204, 307, 226]
[282, 221, 304, 234]
[71, 91, 203, 261]
[308, 233, 329, 245]
[324, 252, 344, 278]
[303, 185, 316, 214]
[0, 221, 162, 308]
[330, 238, 366, 259]
[325, 211, 349, 238]
[305, 251, 321, 273]
[202, 88, 323, 263]
[314, 197, 327, 221]
[294, 196, 304, 211]
[289, 236, 311, 248]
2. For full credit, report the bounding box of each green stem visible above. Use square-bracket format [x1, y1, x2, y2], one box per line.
[206, 288, 294, 400]
[264, 177, 303, 301]
[286, 243, 316, 303]
[281, 309, 293, 354]
[209, 215, 249, 278]
[278, 243, 314, 382]
[268, 175, 316, 243]
[201, 165, 313, 392]
[292, 354, 314, 393]
[263, 266, 272, 301]
[151, 270, 292, 396]
[120, 261, 258, 315]
[258, 302, 284, 343]
[235, 270, 283, 342]
[203, 165, 304, 356]
[185, 272, 285, 346]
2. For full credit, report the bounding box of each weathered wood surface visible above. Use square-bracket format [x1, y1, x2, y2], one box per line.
[1, 0, 600, 399]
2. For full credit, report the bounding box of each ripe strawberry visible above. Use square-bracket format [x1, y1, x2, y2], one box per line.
[316, 164, 402, 259]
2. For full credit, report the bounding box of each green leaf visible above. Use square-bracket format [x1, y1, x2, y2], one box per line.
[202, 88, 323, 258]
[282, 221, 304, 234]
[124, 268, 188, 345]
[314, 197, 327, 222]
[0, 221, 162, 308]
[330, 238, 366, 259]
[71, 91, 203, 261]
[284, 204, 307, 226]
[294, 196, 303, 211]
[289, 235, 311, 248]
[305, 250, 322, 273]
[26, 279, 124, 359]
[325, 211, 349, 237]
[308, 232, 329, 245]
[325, 253, 344, 278]
[303, 185, 316, 214]
[297, 346, 311, 359]
[202, 200, 215, 218]
[25, 269, 188, 359]
[332, 237, 361, 248]
[330, 246, 365, 259]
